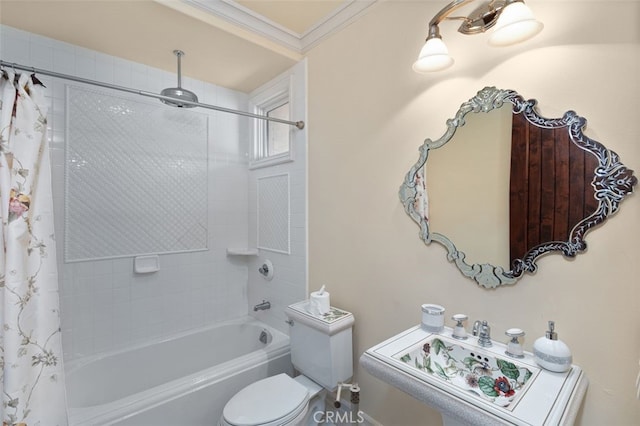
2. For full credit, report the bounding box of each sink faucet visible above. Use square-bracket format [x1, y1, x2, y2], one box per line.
[472, 320, 493, 347]
[253, 300, 271, 312]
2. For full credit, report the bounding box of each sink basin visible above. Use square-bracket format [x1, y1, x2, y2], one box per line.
[361, 325, 588, 426]
[394, 335, 539, 410]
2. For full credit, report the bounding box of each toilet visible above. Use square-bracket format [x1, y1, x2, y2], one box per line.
[220, 301, 355, 426]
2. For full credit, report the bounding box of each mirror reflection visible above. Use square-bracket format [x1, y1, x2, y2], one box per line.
[428, 104, 512, 268]
[399, 87, 637, 288]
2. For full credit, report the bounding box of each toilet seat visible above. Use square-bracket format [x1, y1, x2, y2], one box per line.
[222, 373, 310, 426]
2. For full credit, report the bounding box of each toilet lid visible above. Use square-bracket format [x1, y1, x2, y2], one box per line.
[223, 374, 310, 426]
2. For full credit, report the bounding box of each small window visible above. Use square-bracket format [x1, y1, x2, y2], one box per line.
[250, 78, 293, 168]
[266, 102, 290, 157]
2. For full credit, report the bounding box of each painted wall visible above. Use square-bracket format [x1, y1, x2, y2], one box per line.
[1, 25, 252, 361]
[306, 1, 639, 425]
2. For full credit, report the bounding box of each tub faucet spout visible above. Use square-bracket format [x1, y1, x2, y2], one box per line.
[254, 300, 271, 311]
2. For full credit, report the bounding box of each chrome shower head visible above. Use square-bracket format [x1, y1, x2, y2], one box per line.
[160, 50, 198, 108]
[160, 87, 199, 107]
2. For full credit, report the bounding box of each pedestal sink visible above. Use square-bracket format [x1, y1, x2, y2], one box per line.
[360, 325, 588, 425]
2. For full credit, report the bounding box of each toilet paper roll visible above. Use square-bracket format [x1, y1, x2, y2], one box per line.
[309, 291, 330, 316]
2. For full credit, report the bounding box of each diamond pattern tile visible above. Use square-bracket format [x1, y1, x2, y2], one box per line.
[65, 85, 208, 261]
[257, 174, 290, 253]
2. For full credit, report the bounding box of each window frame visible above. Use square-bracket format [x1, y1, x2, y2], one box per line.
[249, 76, 294, 169]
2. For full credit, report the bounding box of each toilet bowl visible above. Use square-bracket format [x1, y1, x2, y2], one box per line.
[219, 374, 323, 426]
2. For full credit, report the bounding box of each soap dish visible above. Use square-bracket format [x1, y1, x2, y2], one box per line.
[134, 255, 160, 273]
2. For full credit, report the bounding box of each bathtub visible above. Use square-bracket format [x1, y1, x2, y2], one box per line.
[67, 317, 291, 426]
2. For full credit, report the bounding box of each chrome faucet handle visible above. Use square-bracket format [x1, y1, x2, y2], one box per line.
[505, 328, 525, 339]
[452, 314, 468, 340]
[258, 260, 274, 281]
[452, 314, 468, 325]
[505, 328, 525, 358]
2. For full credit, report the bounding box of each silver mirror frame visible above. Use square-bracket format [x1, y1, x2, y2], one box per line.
[399, 86, 637, 288]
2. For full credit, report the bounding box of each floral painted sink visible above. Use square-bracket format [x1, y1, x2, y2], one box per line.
[393, 335, 539, 410]
[361, 325, 588, 425]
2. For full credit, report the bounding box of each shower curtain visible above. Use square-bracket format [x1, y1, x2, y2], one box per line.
[0, 71, 68, 425]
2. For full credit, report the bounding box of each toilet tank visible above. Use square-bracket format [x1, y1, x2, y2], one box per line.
[285, 301, 354, 391]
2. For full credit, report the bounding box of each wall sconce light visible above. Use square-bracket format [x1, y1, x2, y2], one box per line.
[413, 0, 543, 73]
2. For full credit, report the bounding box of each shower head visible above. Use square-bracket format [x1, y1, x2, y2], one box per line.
[160, 50, 199, 108]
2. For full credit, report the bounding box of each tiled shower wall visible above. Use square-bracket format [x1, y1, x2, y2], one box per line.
[248, 61, 308, 333]
[1, 25, 252, 361]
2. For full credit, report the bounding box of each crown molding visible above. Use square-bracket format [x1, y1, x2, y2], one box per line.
[299, 0, 379, 52]
[181, 0, 379, 54]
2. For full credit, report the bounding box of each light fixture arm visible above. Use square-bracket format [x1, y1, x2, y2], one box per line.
[427, 0, 508, 35]
[428, 0, 477, 27]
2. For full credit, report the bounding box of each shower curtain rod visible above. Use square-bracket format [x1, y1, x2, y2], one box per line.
[0, 59, 305, 130]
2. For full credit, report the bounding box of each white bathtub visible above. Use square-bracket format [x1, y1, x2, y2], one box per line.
[67, 317, 291, 426]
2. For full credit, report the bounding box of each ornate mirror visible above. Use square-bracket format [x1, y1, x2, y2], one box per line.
[399, 87, 637, 288]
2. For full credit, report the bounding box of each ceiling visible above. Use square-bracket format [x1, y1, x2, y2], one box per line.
[0, 0, 378, 92]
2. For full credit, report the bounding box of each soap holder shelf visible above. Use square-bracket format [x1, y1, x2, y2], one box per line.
[134, 255, 160, 273]
[226, 248, 259, 256]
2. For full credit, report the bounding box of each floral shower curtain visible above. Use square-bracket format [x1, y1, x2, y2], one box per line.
[0, 70, 68, 425]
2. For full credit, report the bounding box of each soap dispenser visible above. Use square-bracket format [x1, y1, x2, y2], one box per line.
[533, 321, 572, 373]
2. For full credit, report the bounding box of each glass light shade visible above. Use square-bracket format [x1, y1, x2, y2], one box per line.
[488, 1, 543, 46]
[412, 37, 454, 73]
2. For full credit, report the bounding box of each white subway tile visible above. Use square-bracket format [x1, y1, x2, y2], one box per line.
[75, 54, 96, 79]
[30, 42, 54, 69]
[3, 26, 293, 359]
[1, 28, 30, 63]
[53, 47, 75, 74]
[113, 61, 132, 87]
[95, 54, 114, 84]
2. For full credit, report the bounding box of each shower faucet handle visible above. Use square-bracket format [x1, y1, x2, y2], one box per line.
[258, 263, 269, 275]
[258, 259, 274, 281]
